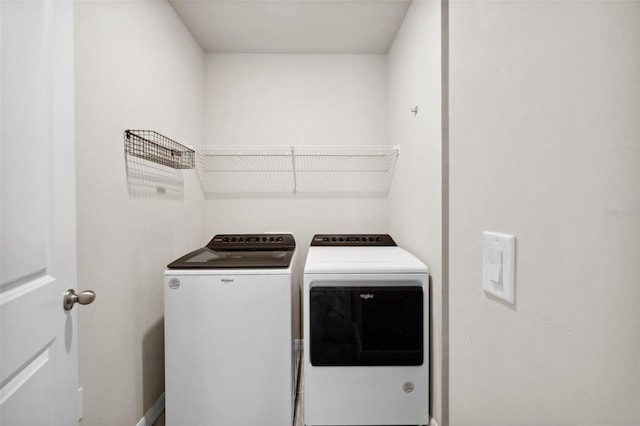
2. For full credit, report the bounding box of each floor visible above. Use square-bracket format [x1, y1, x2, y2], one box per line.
[153, 352, 304, 426]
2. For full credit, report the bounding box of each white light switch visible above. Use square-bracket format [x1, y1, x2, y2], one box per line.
[483, 231, 515, 304]
[487, 248, 502, 282]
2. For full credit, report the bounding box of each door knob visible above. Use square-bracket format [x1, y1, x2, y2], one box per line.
[63, 289, 96, 310]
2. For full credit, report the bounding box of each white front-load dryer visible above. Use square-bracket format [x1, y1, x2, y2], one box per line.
[303, 234, 429, 426]
[164, 234, 297, 426]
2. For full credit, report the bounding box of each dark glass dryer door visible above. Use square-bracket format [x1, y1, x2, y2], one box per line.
[310, 286, 423, 366]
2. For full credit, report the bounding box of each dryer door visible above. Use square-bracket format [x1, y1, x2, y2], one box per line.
[309, 286, 423, 366]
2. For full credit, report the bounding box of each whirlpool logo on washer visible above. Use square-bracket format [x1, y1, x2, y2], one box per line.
[220, 278, 234, 283]
[360, 293, 374, 300]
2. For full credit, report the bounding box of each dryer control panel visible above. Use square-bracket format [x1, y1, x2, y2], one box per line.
[310, 234, 396, 247]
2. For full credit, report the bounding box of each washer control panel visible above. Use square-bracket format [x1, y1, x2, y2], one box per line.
[207, 233, 296, 251]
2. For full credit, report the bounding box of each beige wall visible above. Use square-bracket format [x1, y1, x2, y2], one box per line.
[202, 53, 390, 339]
[449, 1, 640, 425]
[387, 1, 443, 424]
[74, 1, 205, 424]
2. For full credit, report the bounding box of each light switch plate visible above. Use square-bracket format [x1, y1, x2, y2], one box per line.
[483, 231, 515, 304]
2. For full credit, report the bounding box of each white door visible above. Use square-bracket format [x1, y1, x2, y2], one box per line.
[1, 1, 85, 425]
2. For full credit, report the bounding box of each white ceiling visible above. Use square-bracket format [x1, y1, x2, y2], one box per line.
[168, 0, 412, 54]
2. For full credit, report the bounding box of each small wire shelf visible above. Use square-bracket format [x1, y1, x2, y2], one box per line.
[194, 145, 399, 195]
[124, 130, 195, 169]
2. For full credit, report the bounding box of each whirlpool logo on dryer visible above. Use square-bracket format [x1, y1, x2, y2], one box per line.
[220, 278, 235, 283]
[360, 293, 374, 300]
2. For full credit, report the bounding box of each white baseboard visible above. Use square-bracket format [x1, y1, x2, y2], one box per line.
[136, 393, 165, 426]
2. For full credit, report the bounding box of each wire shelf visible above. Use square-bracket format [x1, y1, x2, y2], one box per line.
[193, 145, 399, 195]
[124, 130, 195, 169]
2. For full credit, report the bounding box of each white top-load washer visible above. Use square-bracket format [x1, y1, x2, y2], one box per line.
[164, 234, 296, 426]
[303, 234, 429, 426]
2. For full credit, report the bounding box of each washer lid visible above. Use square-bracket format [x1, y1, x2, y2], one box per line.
[167, 233, 295, 269]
